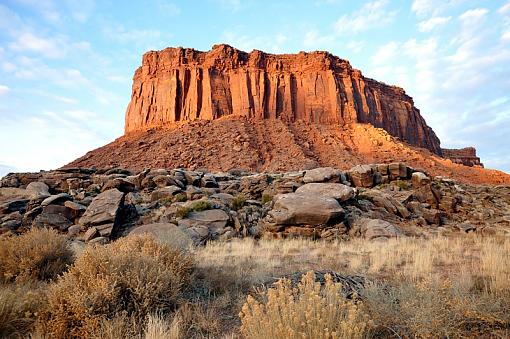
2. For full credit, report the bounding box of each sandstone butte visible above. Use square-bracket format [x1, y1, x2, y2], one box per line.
[65, 44, 510, 185]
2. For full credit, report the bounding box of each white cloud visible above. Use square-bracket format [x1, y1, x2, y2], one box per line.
[0, 85, 9, 95]
[417, 16, 451, 32]
[303, 30, 334, 49]
[334, 0, 397, 35]
[103, 26, 163, 44]
[459, 8, 489, 23]
[222, 31, 288, 53]
[498, 1, 510, 14]
[411, 0, 463, 17]
[346, 41, 365, 53]
[372, 41, 400, 65]
[9, 32, 64, 58]
[156, 1, 181, 15]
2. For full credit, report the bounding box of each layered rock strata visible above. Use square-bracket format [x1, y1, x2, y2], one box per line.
[124, 44, 442, 154]
[442, 147, 483, 167]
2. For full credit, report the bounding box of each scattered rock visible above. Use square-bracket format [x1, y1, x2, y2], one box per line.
[295, 183, 355, 202]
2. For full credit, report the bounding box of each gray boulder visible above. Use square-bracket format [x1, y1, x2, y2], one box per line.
[303, 167, 344, 184]
[295, 183, 355, 202]
[79, 188, 124, 237]
[269, 193, 344, 225]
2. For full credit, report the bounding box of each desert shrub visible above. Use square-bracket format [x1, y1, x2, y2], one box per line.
[261, 193, 273, 204]
[40, 235, 194, 338]
[240, 271, 373, 339]
[190, 200, 212, 212]
[173, 193, 187, 203]
[160, 197, 174, 206]
[0, 283, 48, 337]
[0, 228, 74, 283]
[395, 180, 411, 190]
[175, 206, 191, 218]
[231, 194, 246, 211]
[365, 279, 510, 338]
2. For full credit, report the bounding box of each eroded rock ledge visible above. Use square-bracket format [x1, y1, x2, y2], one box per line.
[124, 44, 442, 154]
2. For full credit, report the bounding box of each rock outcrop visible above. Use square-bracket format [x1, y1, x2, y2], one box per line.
[124, 44, 441, 154]
[442, 147, 483, 167]
[2, 163, 510, 242]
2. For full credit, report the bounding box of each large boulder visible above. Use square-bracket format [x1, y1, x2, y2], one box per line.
[351, 218, 403, 240]
[150, 186, 182, 202]
[129, 223, 194, 250]
[411, 172, 430, 188]
[178, 209, 230, 244]
[269, 193, 344, 225]
[25, 182, 50, 199]
[348, 165, 374, 188]
[303, 167, 343, 184]
[79, 188, 125, 237]
[32, 205, 73, 231]
[295, 183, 355, 202]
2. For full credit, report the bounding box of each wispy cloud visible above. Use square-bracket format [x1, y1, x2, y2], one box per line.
[418, 16, 451, 32]
[0, 85, 9, 95]
[334, 0, 397, 35]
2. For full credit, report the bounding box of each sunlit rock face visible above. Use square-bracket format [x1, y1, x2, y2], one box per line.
[124, 44, 442, 155]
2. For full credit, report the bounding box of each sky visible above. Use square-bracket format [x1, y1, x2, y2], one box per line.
[0, 0, 509, 177]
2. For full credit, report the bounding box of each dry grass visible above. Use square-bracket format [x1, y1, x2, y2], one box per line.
[0, 228, 74, 283]
[240, 271, 373, 339]
[4, 232, 507, 338]
[0, 283, 47, 337]
[39, 235, 194, 338]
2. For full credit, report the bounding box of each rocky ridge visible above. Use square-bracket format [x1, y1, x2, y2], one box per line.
[2, 163, 509, 245]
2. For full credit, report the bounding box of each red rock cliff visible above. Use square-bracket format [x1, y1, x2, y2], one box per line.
[442, 147, 483, 167]
[124, 44, 442, 154]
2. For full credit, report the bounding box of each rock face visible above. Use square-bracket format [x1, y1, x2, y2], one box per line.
[124, 44, 441, 154]
[442, 147, 483, 167]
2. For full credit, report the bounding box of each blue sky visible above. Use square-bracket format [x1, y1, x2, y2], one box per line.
[0, 0, 509, 176]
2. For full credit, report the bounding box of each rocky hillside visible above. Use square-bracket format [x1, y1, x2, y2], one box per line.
[2, 163, 509, 244]
[66, 118, 510, 185]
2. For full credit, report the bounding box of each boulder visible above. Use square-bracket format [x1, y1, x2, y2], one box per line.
[389, 162, 409, 180]
[25, 182, 50, 199]
[303, 167, 343, 183]
[33, 206, 73, 231]
[348, 165, 373, 188]
[269, 193, 344, 225]
[129, 223, 193, 250]
[352, 218, 403, 240]
[41, 193, 72, 206]
[79, 189, 124, 237]
[295, 183, 355, 202]
[411, 172, 430, 188]
[150, 186, 182, 202]
[178, 209, 230, 244]
[102, 177, 135, 193]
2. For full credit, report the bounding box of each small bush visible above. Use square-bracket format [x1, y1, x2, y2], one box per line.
[231, 195, 246, 211]
[261, 193, 273, 204]
[240, 271, 373, 339]
[41, 235, 194, 338]
[173, 193, 187, 203]
[175, 206, 191, 219]
[0, 228, 74, 283]
[159, 197, 174, 206]
[0, 283, 48, 337]
[190, 200, 212, 212]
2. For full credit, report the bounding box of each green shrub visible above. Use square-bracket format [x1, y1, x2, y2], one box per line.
[231, 195, 246, 211]
[173, 193, 188, 203]
[0, 228, 74, 283]
[176, 206, 191, 219]
[190, 200, 212, 212]
[40, 235, 194, 338]
[261, 193, 273, 204]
